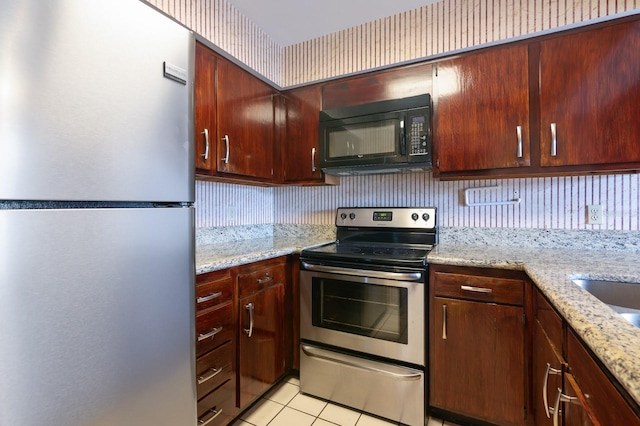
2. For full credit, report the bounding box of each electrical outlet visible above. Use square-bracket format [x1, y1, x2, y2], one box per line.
[586, 205, 603, 225]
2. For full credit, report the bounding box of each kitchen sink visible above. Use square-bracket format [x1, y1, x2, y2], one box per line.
[572, 279, 640, 328]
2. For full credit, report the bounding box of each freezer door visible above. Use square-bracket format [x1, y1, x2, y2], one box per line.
[0, 208, 196, 425]
[0, 0, 194, 202]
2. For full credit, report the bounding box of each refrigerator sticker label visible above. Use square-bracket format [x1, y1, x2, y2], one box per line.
[163, 62, 187, 85]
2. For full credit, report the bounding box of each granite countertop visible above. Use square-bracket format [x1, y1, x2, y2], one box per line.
[195, 230, 640, 407]
[196, 235, 332, 275]
[429, 244, 640, 407]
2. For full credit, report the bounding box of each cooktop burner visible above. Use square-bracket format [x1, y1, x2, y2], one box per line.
[301, 207, 437, 269]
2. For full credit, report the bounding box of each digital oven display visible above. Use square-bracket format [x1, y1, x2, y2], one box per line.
[373, 211, 393, 221]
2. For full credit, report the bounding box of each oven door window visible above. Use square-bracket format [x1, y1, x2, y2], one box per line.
[311, 277, 408, 344]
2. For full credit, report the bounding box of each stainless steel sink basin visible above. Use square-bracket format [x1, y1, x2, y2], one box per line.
[572, 279, 640, 328]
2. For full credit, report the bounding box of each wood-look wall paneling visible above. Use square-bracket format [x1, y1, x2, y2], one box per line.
[283, 0, 640, 86]
[272, 173, 640, 231]
[142, 0, 283, 85]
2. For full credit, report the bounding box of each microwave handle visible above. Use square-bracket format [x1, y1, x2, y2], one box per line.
[400, 119, 406, 155]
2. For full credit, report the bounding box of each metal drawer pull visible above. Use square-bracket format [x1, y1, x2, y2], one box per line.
[197, 367, 222, 385]
[543, 363, 562, 418]
[311, 147, 317, 172]
[516, 125, 523, 158]
[258, 276, 273, 284]
[198, 326, 223, 342]
[198, 407, 222, 426]
[442, 304, 447, 340]
[244, 303, 254, 337]
[197, 291, 223, 304]
[202, 128, 209, 160]
[552, 389, 577, 426]
[550, 123, 557, 156]
[461, 285, 492, 293]
[222, 134, 230, 164]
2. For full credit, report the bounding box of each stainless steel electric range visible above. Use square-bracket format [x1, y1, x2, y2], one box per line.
[299, 207, 437, 426]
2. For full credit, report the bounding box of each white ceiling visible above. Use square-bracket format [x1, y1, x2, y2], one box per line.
[226, 0, 437, 46]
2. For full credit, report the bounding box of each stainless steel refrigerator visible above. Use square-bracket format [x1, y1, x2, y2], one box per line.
[0, 1, 197, 424]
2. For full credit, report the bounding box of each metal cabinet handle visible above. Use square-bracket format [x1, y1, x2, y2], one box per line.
[516, 125, 523, 158]
[198, 407, 222, 426]
[442, 304, 447, 340]
[550, 123, 557, 157]
[311, 147, 317, 172]
[258, 276, 273, 284]
[460, 285, 492, 293]
[197, 367, 222, 385]
[543, 363, 562, 418]
[196, 291, 222, 304]
[244, 302, 254, 337]
[552, 388, 577, 426]
[202, 128, 210, 160]
[222, 134, 230, 164]
[197, 326, 223, 342]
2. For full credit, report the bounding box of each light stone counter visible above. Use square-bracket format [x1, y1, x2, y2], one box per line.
[428, 244, 640, 407]
[196, 235, 333, 274]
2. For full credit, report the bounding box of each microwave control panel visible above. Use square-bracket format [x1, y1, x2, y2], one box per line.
[407, 111, 430, 156]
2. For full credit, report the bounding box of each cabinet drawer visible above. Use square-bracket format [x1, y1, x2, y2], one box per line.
[566, 329, 640, 425]
[197, 379, 236, 426]
[433, 272, 524, 305]
[196, 302, 234, 357]
[238, 261, 286, 298]
[197, 341, 234, 399]
[196, 270, 233, 312]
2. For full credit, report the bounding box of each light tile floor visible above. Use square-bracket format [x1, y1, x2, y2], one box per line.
[231, 376, 460, 426]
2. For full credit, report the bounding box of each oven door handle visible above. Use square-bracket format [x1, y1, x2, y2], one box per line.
[301, 344, 423, 380]
[300, 262, 423, 281]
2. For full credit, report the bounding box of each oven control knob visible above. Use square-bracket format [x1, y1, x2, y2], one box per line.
[411, 213, 419, 221]
[340, 213, 347, 220]
[349, 213, 356, 220]
[422, 213, 430, 221]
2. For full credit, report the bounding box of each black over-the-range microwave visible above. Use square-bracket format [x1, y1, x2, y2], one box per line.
[319, 94, 431, 176]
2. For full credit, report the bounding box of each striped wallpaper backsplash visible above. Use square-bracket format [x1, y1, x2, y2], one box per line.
[194, 172, 640, 231]
[147, 0, 640, 232]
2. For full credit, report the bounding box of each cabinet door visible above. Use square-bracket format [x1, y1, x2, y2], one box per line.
[238, 283, 285, 408]
[430, 297, 525, 426]
[282, 85, 324, 183]
[194, 42, 217, 175]
[539, 19, 640, 167]
[434, 44, 530, 174]
[532, 320, 565, 426]
[217, 59, 274, 179]
[562, 373, 596, 426]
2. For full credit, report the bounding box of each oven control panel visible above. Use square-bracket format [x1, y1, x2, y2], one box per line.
[336, 207, 436, 229]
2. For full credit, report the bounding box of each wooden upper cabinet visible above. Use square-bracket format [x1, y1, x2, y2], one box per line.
[434, 43, 530, 174]
[538, 19, 640, 168]
[194, 42, 218, 175]
[281, 85, 324, 183]
[322, 62, 432, 109]
[216, 59, 274, 180]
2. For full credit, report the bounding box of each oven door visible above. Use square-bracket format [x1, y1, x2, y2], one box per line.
[300, 263, 425, 366]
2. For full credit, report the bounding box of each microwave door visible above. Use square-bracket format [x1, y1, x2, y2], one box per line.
[322, 116, 402, 167]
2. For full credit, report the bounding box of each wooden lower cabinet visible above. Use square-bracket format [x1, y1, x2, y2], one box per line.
[429, 265, 528, 426]
[532, 287, 640, 426]
[195, 269, 239, 426]
[237, 257, 287, 410]
[532, 288, 566, 426]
